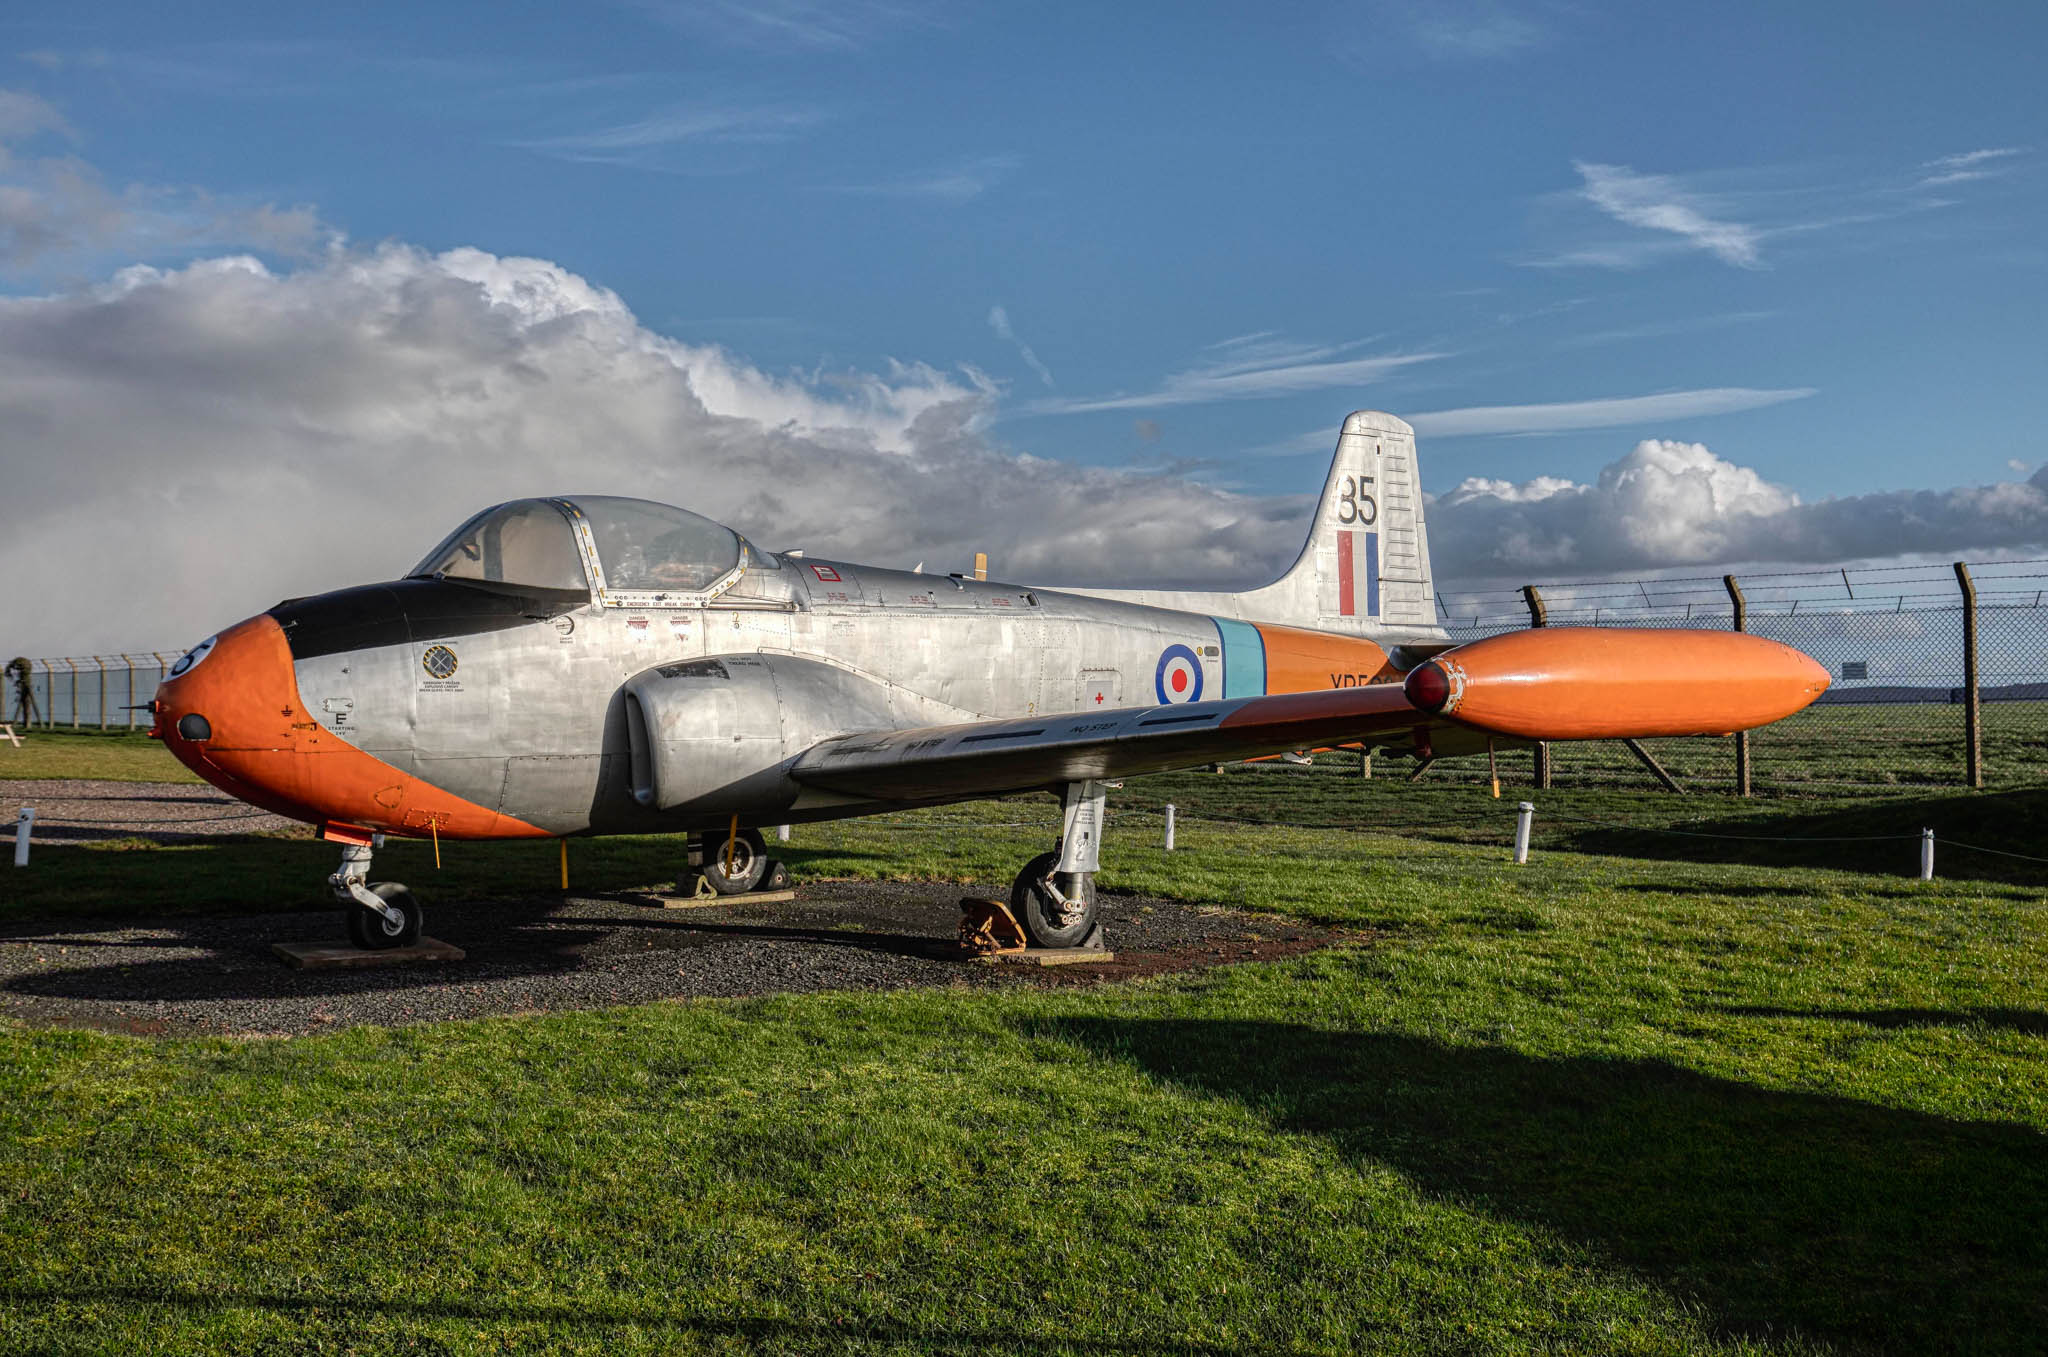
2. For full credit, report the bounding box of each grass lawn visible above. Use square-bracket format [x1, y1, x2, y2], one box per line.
[5, 781, 2048, 1352]
[0, 727, 199, 784]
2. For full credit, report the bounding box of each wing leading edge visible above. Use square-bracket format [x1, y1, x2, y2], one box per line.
[790, 684, 1464, 801]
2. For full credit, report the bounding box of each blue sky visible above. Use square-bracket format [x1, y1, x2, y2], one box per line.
[3, 2, 2046, 650]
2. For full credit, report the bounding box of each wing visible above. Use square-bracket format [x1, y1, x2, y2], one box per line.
[790, 684, 1478, 801]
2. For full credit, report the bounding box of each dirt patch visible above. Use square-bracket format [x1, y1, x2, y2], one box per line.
[0, 879, 1363, 1037]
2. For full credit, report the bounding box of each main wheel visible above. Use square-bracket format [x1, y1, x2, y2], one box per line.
[1009, 850, 1099, 950]
[345, 883, 422, 950]
[700, 828, 771, 895]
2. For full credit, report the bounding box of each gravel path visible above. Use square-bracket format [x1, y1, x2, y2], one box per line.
[2, 780, 301, 843]
[0, 881, 1363, 1037]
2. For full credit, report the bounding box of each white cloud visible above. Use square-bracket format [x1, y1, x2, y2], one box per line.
[988, 303, 1055, 388]
[515, 102, 826, 165]
[1538, 151, 2029, 273]
[1347, 0, 1549, 60]
[1031, 335, 1445, 415]
[826, 153, 1019, 203]
[0, 245, 1314, 653]
[1409, 386, 1816, 437]
[1249, 385, 1815, 454]
[1572, 161, 1763, 268]
[1430, 438, 2048, 577]
[633, 0, 946, 50]
[0, 87, 69, 147]
[1918, 146, 2029, 187]
[0, 86, 328, 270]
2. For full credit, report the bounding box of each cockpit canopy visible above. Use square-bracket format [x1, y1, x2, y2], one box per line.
[408, 496, 747, 599]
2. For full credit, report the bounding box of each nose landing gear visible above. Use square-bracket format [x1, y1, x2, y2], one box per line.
[1008, 779, 1110, 951]
[329, 838, 423, 950]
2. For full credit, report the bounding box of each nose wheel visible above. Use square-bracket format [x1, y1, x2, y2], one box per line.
[329, 838, 425, 950]
[345, 883, 422, 949]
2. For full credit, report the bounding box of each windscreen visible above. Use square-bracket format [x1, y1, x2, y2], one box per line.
[408, 500, 589, 591]
[574, 497, 741, 593]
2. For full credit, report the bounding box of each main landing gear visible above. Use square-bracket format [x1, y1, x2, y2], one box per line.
[330, 838, 423, 950]
[1008, 779, 1110, 951]
[682, 825, 792, 897]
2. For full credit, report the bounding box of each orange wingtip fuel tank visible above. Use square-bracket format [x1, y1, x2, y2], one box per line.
[1403, 627, 1831, 740]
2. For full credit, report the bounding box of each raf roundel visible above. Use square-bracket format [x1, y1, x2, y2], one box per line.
[1154, 644, 1204, 705]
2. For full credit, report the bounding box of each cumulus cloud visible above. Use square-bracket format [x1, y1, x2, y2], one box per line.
[1430, 438, 2048, 577]
[0, 245, 1310, 653]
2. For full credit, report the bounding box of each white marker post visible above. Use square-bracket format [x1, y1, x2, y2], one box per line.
[1163, 803, 1176, 852]
[1921, 828, 1935, 881]
[13, 808, 32, 867]
[775, 824, 790, 843]
[1513, 802, 1535, 865]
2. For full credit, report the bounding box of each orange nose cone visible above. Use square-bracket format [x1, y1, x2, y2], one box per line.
[1433, 627, 1831, 741]
[155, 615, 317, 820]
[155, 611, 547, 840]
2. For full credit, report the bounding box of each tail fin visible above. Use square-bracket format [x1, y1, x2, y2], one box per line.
[1239, 410, 1436, 633]
[1053, 410, 1441, 637]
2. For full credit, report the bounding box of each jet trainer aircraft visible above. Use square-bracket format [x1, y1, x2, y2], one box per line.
[152, 412, 1829, 950]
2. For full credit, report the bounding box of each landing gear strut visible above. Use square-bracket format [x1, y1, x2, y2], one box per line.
[330, 838, 422, 950]
[1009, 780, 1109, 950]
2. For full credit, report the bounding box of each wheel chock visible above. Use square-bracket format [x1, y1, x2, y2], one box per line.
[958, 897, 1029, 955]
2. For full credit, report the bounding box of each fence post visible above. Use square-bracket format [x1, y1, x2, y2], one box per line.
[1920, 827, 1934, 880]
[126, 656, 137, 731]
[1725, 574, 1751, 797]
[95, 656, 107, 731]
[1522, 585, 1551, 789]
[67, 659, 78, 730]
[1954, 562, 1981, 789]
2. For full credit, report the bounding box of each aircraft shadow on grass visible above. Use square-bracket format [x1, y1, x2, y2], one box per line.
[1042, 1017, 2048, 1354]
[0, 1285, 1230, 1356]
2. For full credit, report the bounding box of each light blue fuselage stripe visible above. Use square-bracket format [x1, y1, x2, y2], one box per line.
[1366, 531, 1380, 618]
[1213, 617, 1266, 698]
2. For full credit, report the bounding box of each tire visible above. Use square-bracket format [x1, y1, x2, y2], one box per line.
[700, 828, 771, 895]
[1009, 850, 1098, 950]
[346, 883, 422, 950]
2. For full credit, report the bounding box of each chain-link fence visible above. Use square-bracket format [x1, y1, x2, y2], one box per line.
[1435, 559, 2048, 794]
[5, 654, 179, 731]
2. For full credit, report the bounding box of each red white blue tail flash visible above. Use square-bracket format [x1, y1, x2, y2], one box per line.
[1336, 529, 1379, 617]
